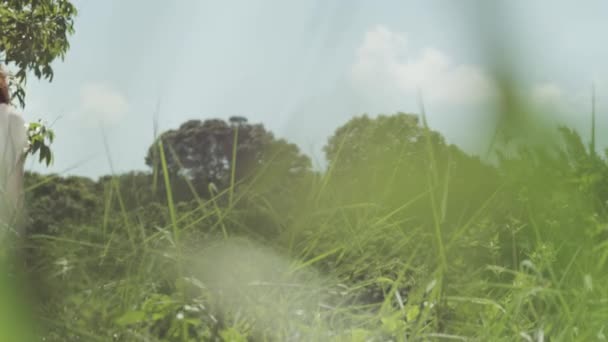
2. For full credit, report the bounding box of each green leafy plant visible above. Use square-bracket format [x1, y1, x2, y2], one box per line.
[25, 119, 54, 166]
[0, 0, 77, 107]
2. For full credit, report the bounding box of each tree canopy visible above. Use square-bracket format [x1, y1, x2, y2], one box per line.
[24, 172, 98, 236]
[0, 0, 77, 107]
[145, 118, 312, 200]
[323, 112, 499, 228]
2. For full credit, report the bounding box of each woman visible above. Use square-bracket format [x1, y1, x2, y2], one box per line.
[0, 67, 28, 240]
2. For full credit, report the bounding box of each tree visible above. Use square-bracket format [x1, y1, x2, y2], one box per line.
[0, 0, 77, 107]
[145, 118, 312, 201]
[97, 171, 158, 210]
[23, 172, 99, 236]
[325, 113, 441, 202]
[323, 112, 499, 229]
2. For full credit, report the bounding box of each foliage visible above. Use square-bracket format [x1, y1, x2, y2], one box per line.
[15, 111, 608, 341]
[0, 0, 77, 107]
[25, 119, 55, 166]
[324, 112, 499, 236]
[97, 171, 159, 210]
[145, 118, 312, 201]
[24, 172, 99, 235]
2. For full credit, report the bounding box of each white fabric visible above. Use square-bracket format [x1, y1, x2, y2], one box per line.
[0, 104, 27, 236]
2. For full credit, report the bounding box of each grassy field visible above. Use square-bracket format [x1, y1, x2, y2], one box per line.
[1, 102, 606, 342]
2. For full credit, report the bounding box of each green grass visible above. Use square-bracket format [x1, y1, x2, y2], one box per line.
[8, 147, 608, 341]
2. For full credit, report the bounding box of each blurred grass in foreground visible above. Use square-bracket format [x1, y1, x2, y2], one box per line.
[0, 253, 37, 341]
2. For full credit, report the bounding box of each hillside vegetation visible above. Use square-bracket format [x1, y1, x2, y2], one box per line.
[11, 112, 608, 341]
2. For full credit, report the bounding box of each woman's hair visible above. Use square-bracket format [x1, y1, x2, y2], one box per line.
[0, 68, 9, 104]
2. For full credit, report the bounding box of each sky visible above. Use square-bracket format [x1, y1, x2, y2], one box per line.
[18, 0, 608, 178]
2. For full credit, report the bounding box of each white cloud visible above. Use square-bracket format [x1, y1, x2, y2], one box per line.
[78, 82, 129, 125]
[351, 25, 497, 107]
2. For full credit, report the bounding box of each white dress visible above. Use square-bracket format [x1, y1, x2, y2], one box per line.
[0, 104, 27, 238]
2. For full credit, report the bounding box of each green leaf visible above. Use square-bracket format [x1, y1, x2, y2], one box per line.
[351, 329, 371, 342]
[405, 305, 420, 322]
[115, 311, 146, 326]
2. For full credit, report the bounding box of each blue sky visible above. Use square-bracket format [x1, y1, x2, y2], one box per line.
[19, 0, 608, 178]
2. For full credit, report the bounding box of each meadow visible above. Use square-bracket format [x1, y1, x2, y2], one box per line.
[3, 97, 608, 341]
